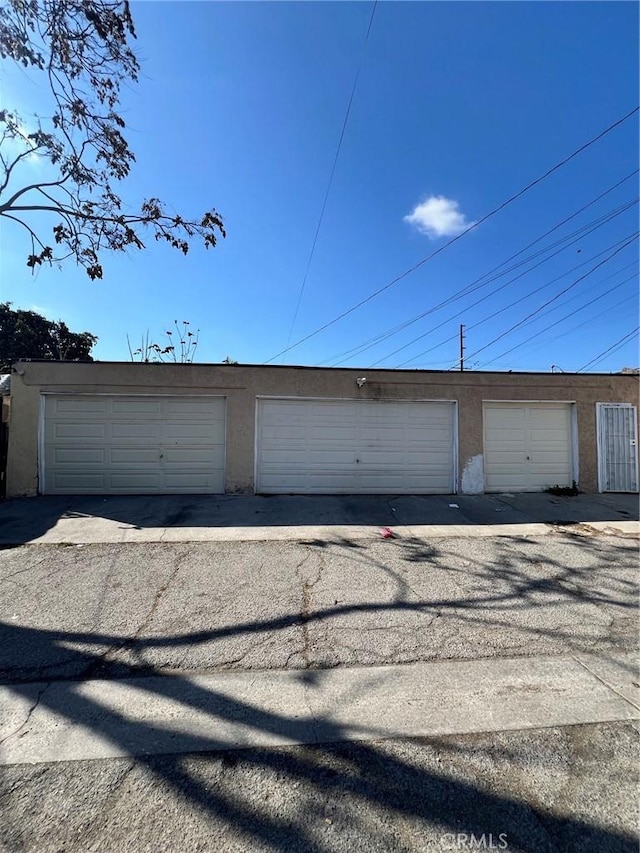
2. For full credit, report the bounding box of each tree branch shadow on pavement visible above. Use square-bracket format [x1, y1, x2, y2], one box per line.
[1, 621, 638, 853]
[1, 531, 638, 849]
[0, 531, 637, 683]
[0, 492, 637, 548]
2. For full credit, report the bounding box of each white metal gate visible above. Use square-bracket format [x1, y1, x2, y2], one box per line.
[596, 403, 638, 492]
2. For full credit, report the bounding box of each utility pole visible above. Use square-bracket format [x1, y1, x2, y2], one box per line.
[459, 324, 465, 372]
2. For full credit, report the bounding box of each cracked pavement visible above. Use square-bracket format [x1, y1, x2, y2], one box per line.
[0, 528, 637, 682]
[1, 721, 638, 852]
[0, 495, 638, 852]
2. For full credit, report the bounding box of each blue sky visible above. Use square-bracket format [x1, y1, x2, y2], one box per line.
[1, 1, 638, 372]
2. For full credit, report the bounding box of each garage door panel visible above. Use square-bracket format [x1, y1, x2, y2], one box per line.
[485, 406, 525, 421]
[111, 423, 161, 440]
[109, 448, 161, 465]
[259, 442, 308, 455]
[162, 447, 223, 465]
[485, 442, 524, 454]
[49, 422, 107, 441]
[261, 426, 358, 442]
[161, 422, 222, 441]
[112, 400, 161, 415]
[485, 427, 525, 440]
[54, 398, 109, 415]
[43, 395, 225, 495]
[264, 450, 357, 465]
[487, 451, 524, 464]
[109, 471, 163, 488]
[307, 427, 359, 441]
[162, 428, 225, 445]
[486, 475, 529, 490]
[529, 451, 571, 464]
[259, 474, 355, 492]
[529, 435, 570, 448]
[163, 471, 221, 489]
[257, 399, 455, 494]
[164, 399, 222, 416]
[527, 462, 570, 473]
[529, 426, 569, 441]
[261, 426, 307, 440]
[258, 475, 453, 495]
[357, 450, 408, 464]
[484, 402, 573, 493]
[52, 447, 107, 465]
[51, 472, 110, 491]
[529, 405, 568, 419]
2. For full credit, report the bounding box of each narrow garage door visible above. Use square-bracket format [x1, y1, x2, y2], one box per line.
[483, 402, 573, 493]
[256, 399, 456, 494]
[43, 395, 226, 494]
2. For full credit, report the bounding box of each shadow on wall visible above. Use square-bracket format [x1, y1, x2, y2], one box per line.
[0, 492, 638, 545]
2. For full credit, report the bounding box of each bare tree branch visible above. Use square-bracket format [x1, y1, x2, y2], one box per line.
[0, 172, 74, 213]
[2, 213, 48, 251]
[0, 143, 47, 196]
[0, 0, 224, 279]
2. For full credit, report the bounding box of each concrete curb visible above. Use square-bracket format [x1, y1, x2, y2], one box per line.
[1, 519, 637, 545]
[1, 652, 637, 765]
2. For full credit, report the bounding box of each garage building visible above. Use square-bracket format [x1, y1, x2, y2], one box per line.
[6, 362, 638, 497]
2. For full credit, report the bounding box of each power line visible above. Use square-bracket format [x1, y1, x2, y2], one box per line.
[282, 1, 378, 352]
[263, 105, 639, 364]
[449, 257, 638, 368]
[456, 257, 639, 367]
[320, 169, 639, 366]
[394, 233, 638, 368]
[368, 200, 636, 367]
[524, 294, 638, 359]
[399, 256, 637, 369]
[478, 272, 638, 367]
[481, 292, 638, 369]
[457, 233, 639, 367]
[326, 196, 637, 366]
[481, 293, 637, 369]
[577, 327, 640, 372]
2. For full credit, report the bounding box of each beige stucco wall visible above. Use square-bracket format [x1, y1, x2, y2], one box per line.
[7, 361, 639, 497]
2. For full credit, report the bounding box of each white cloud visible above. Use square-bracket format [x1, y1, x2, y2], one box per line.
[403, 195, 475, 239]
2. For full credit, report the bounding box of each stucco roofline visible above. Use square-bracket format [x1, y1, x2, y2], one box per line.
[10, 359, 638, 379]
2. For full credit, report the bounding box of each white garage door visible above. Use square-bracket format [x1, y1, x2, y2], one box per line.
[256, 398, 456, 494]
[483, 402, 574, 493]
[42, 395, 226, 494]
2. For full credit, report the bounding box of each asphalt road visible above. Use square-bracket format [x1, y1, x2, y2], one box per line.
[0, 531, 636, 681]
[1, 521, 638, 851]
[1, 722, 637, 852]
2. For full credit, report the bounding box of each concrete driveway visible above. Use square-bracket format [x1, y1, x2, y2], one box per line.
[1, 492, 638, 851]
[0, 491, 637, 544]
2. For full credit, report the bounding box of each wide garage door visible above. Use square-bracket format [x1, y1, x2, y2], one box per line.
[42, 395, 226, 494]
[256, 398, 456, 494]
[483, 402, 574, 493]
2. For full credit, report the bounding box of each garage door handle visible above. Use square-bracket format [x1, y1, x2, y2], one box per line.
[526, 456, 530, 460]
